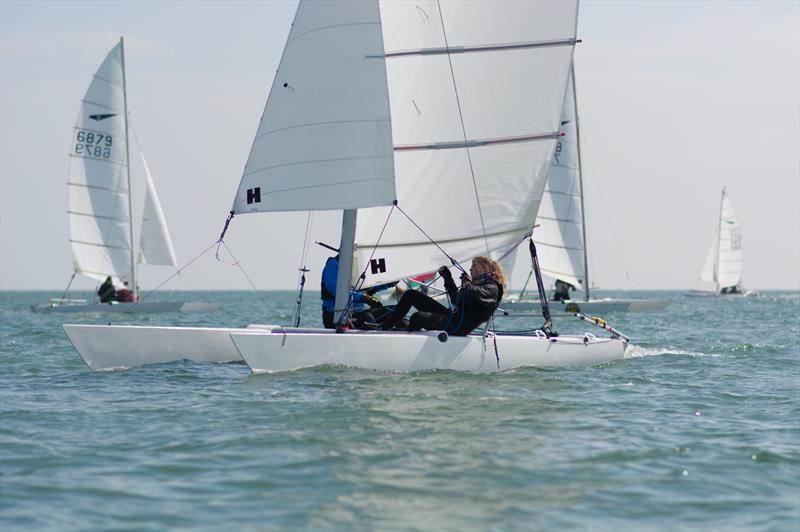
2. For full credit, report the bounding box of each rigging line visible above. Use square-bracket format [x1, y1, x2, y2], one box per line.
[220, 241, 261, 294]
[435, 0, 490, 257]
[496, 230, 534, 263]
[114, 239, 219, 318]
[394, 203, 466, 274]
[58, 272, 77, 305]
[299, 212, 314, 268]
[293, 212, 314, 327]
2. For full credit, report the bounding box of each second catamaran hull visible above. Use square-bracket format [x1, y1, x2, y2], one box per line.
[63, 324, 255, 370]
[500, 299, 669, 315]
[231, 329, 628, 373]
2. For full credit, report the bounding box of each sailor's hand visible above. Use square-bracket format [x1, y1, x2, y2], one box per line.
[438, 266, 452, 278]
[460, 271, 471, 283]
[364, 295, 383, 308]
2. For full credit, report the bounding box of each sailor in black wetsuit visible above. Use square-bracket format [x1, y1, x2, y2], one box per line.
[552, 279, 575, 302]
[97, 276, 116, 304]
[379, 256, 504, 336]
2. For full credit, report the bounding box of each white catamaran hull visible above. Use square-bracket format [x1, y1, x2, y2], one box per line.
[500, 298, 669, 315]
[63, 324, 627, 373]
[33, 301, 221, 314]
[230, 328, 628, 373]
[62, 324, 261, 370]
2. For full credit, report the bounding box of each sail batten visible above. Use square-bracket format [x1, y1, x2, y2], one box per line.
[382, 37, 579, 58]
[394, 131, 560, 151]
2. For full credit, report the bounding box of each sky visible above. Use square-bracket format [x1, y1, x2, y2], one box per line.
[1, 0, 798, 292]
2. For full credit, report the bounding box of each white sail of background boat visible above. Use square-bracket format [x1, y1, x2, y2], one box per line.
[64, 0, 628, 372]
[687, 187, 753, 297]
[32, 38, 220, 314]
[502, 67, 668, 315]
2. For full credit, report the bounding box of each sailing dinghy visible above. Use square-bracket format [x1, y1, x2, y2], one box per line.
[32, 38, 220, 314]
[686, 187, 754, 297]
[502, 67, 668, 316]
[64, 0, 628, 372]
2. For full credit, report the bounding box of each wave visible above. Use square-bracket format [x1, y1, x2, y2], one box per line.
[625, 345, 713, 359]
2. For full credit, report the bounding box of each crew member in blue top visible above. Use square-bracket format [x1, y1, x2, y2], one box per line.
[321, 255, 398, 329]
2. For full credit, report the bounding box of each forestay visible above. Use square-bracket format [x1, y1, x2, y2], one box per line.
[532, 69, 585, 290]
[231, 0, 396, 214]
[68, 42, 131, 284]
[353, 0, 579, 287]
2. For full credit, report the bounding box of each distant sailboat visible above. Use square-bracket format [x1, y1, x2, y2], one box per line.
[687, 187, 754, 297]
[32, 38, 220, 314]
[503, 67, 668, 315]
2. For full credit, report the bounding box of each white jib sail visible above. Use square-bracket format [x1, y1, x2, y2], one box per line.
[231, 0, 396, 214]
[699, 233, 718, 286]
[533, 69, 585, 290]
[67, 42, 131, 284]
[138, 152, 177, 267]
[352, 0, 579, 287]
[716, 187, 743, 290]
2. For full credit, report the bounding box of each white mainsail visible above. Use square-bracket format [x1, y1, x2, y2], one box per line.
[68, 42, 131, 284]
[715, 188, 744, 291]
[352, 0, 579, 287]
[533, 69, 585, 290]
[138, 152, 177, 267]
[231, 0, 395, 213]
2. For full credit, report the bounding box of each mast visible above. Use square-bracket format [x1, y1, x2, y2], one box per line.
[120, 36, 137, 301]
[715, 187, 725, 293]
[334, 209, 357, 326]
[572, 64, 590, 302]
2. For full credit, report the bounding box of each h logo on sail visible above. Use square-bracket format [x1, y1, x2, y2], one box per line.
[247, 187, 261, 205]
[370, 258, 386, 275]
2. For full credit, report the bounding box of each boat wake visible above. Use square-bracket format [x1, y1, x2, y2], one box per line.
[625, 345, 710, 359]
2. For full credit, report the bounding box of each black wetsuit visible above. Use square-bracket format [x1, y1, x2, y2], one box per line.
[97, 280, 115, 303]
[381, 269, 503, 336]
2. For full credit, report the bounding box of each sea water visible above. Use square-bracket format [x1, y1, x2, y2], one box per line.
[1, 290, 798, 530]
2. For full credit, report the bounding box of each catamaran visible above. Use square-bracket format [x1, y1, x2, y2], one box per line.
[686, 187, 754, 297]
[502, 67, 668, 315]
[64, 0, 629, 372]
[32, 38, 220, 314]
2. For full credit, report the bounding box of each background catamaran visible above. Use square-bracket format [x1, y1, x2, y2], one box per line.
[502, 67, 668, 315]
[32, 38, 220, 314]
[64, 0, 629, 372]
[687, 187, 754, 297]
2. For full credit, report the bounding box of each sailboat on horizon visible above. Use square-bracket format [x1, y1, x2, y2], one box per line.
[502, 67, 669, 315]
[686, 187, 755, 297]
[31, 38, 220, 314]
[63, 0, 629, 372]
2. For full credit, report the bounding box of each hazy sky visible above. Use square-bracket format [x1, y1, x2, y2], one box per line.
[1, 0, 798, 292]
